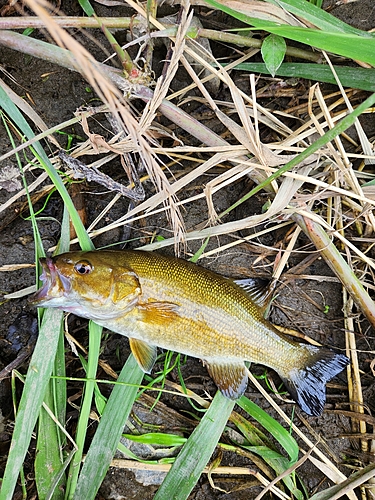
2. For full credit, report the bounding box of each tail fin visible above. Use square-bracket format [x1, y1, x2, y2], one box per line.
[282, 346, 349, 416]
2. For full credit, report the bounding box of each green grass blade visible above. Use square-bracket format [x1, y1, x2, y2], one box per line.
[228, 62, 375, 92]
[0, 86, 95, 499]
[123, 433, 187, 447]
[237, 396, 299, 465]
[34, 207, 71, 499]
[204, 0, 375, 65]
[65, 321, 102, 498]
[73, 355, 144, 500]
[154, 391, 236, 500]
[0, 309, 64, 500]
[236, 396, 301, 497]
[237, 396, 298, 464]
[265, 0, 374, 36]
[35, 377, 65, 500]
[78, 0, 95, 16]
[0, 88, 73, 500]
[0, 85, 93, 251]
[53, 325, 67, 431]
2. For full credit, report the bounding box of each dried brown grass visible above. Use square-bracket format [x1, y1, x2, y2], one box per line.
[1, 0, 375, 496]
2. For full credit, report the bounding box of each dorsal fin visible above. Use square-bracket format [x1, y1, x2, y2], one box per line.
[233, 278, 276, 316]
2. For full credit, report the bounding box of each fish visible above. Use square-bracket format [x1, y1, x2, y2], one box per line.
[30, 250, 349, 416]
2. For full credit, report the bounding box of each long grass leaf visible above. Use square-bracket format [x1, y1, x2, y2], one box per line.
[229, 62, 375, 92]
[238, 396, 298, 463]
[0, 85, 95, 499]
[35, 207, 70, 499]
[204, 0, 375, 65]
[35, 371, 65, 500]
[123, 433, 186, 447]
[73, 355, 144, 499]
[237, 396, 302, 497]
[34, 206, 71, 499]
[65, 321, 102, 498]
[154, 391, 235, 500]
[230, 405, 302, 498]
[0, 309, 64, 500]
[53, 324, 67, 445]
[265, 0, 374, 36]
[0, 88, 69, 499]
[0, 85, 93, 251]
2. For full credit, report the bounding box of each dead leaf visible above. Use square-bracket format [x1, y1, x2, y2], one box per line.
[0, 166, 22, 192]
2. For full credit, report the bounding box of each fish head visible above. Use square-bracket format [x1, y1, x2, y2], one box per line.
[30, 251, 141, 320]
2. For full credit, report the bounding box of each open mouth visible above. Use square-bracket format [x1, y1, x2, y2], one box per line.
[29, 257, 71, 305]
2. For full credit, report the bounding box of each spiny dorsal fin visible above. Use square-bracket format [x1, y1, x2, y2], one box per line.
[129, 338, 157, 373]
[233, 278, 277, 316]
[205, 361, 248, 400]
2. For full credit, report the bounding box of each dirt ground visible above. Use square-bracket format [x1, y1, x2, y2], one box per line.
[0, 0, 375, 498]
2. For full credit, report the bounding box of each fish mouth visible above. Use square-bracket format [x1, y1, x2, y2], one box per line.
[29, 257, 72, 306]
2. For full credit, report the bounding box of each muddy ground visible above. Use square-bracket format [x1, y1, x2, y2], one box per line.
[0, 0, 375, 498]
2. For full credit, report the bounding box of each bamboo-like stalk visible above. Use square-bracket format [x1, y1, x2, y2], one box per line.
[0, 16, 134, 29]
[0, 17, 322, 62]
[343, 292, 368, 450]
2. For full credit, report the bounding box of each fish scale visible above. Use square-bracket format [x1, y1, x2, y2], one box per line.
[30, 249, 349, 416]
[114, 251, 298, 367]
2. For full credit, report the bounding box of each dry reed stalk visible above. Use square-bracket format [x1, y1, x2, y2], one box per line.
[138, 1, 192, 133]
[109, 459, 288, 499]
[22, 0, 186, 248]
[343, 291, 368, 447]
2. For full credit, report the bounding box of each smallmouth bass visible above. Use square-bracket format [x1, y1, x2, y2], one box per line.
[30, 250, 349, 416]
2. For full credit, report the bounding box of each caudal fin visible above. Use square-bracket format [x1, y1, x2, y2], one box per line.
[282, 346, 349, 416]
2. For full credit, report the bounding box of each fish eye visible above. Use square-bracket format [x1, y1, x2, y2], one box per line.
[74, 261, 93, 275]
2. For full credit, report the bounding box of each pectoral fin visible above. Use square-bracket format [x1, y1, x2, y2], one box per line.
[129, 338, 157, 373]
[138, 301, 180, 325]
[205, 361, 248, 400]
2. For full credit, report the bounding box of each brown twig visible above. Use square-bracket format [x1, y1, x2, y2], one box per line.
[58, 150, 145, 202]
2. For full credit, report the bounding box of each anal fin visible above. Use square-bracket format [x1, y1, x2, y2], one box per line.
[205, 361, 248, 400]
[129, 338, 157, 373]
